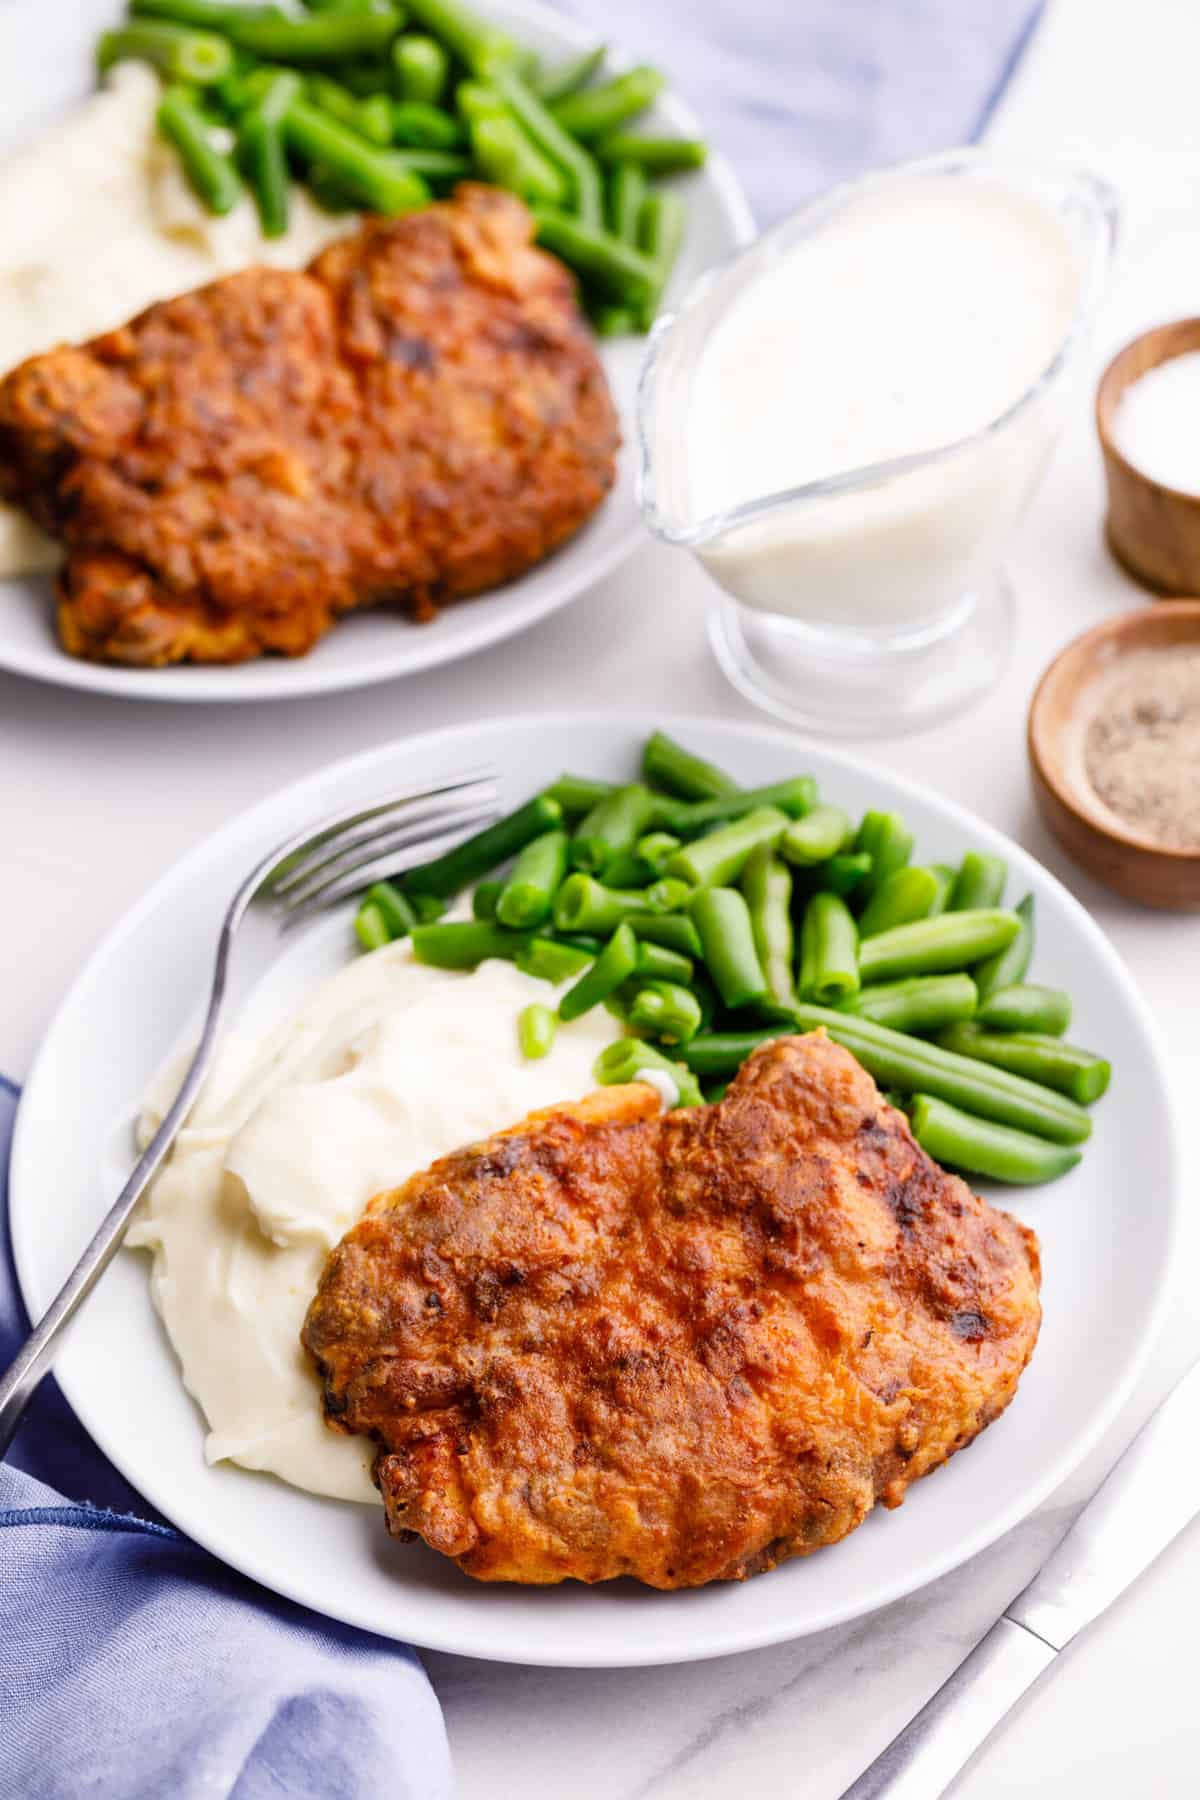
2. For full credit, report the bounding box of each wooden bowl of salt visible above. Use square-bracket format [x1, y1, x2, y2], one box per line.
[1028, 602, 1200, 908]
[1097, 319, 1200, 593]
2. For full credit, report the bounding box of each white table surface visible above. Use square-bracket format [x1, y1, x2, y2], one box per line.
[4, 0, 1200, 1793]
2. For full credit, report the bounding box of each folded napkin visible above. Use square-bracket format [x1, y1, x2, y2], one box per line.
[0, 1082, 453, 1800]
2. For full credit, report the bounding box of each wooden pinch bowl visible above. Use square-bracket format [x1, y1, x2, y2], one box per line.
[1028, 602, 1200, 909]
[1097, 318, 1200, 594]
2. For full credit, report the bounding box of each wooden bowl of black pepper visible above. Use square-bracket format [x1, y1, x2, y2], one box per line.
[1029, 601, 1200, 908]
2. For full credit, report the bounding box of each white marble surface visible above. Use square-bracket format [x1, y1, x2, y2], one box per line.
[4, 0, 1200, 1794]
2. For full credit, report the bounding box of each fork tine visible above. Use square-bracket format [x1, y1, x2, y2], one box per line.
[281, 807, 501, 928]
[268, 767, 497, 893]
[278, 797, 499, 914]
[273, 777, 498, 899]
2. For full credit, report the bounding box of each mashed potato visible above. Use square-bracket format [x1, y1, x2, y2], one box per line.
[0, 62, 355, 577]
[128, 943, 619, 1504]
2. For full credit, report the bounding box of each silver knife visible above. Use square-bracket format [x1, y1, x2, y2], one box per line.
[841, 1354, 1200, 1799]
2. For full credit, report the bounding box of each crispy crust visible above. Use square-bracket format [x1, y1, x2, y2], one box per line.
[303, 1033, 1041, 1589]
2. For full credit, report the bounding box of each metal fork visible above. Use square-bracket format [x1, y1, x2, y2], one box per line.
[0, 766, 500, 1458]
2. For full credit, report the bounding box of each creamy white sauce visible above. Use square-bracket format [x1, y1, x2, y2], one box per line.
[128, 943, 619, 1503]
[685, 175, 1084, 632]
[1111, 350, 1200, 495]
[0, 63, 356, 577]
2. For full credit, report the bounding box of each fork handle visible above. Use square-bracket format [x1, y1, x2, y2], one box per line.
[0, 1003, 223, 1459]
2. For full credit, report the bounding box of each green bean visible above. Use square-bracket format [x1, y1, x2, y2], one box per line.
[99, 21, 235, 83]
[632, 940, 693, 984]
[337, 59, 396, 97]
[927, 864, 955, 916]
[356, 93, 395, 145]
[404, 794, 563, 898]
[227, 9, 402, 63]
[625, 913, 703, 957]
[571, 784, 657, 873]
[859, 909, 1020, 983]
[551, 65, 665, 140]
[853, 810, 914, 900]
[977, 983, 1072, 1036]
[973, 894, 1034, 1002]
[667, 777, 818, 835]
[596, 134, 707, 173]
[496, 829, 569, 929]
[491, 68, 604, 223]
[634, 831, 681, 875]
[591, 305, 636, 336]
[239, 108, 290, 236]
[235, 67, 301, 124]
[157, 86, 244, 214]
[608, 160, 647, 243]
[856, 866, 942, 938]
[935, 1025, 1111, 1105]
[470, 115, 567, 205]
[532, 209, 657, 302]
[780, 805, 852, 866]
[392, 33, 449, 104]
[798, 892, 860, 1005]
[683, 1009, 1093, 1145]
[409, 891, 446, 922]
[132, 0, 279, 26]
[641, 730, 737, 801]
[691, 888, 768, 1009]
[593, 1038, 703, 1107]
[627, 981, 703, 1045]
[518, 1002, 558, 1060]
[559, 922, 639, 1021]
[816, 851, 873, 898]
[282, 102, 430, 211]
[949, 850, 1007, 912]
[515, 936, 592, 984]
[534, 43, 606, 104]
[410, 920, 529, 968]
[404, 0, 518, 73]
[472, 878, 503, 920]
[742, 847, 795, 1013]
[355, 900, 390, 952]
[839, 974, 978, 1034]
[391, 146, 470, 178]
[597, 849, 652, 889]
[665, 806, 787, 889]
[544, 773, 613, 817]
[553, 874, 671, 935]
[389, 98, 463, 146]
[308, 73, 366, 129]
[909, 1095, 1081, 1186]
[634, 189, 685, 328]
[362, 878, 417, 940]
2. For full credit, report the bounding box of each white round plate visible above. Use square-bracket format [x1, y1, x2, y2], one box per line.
[10, 715, 1180, 1667]
[0, 1, 752, 703]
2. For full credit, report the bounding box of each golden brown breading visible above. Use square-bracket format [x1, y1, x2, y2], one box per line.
[0, 186, 619, 666]
[303, 1033, 1041, 1588]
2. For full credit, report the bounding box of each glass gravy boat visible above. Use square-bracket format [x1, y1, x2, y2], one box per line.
[637, 150, 1118, 736]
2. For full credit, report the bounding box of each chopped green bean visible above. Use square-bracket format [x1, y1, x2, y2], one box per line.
[593, 1038, 703, 1107]
[355, 900, 390, 952]
[665, 806, 788, 888]
[550, 65, 665, 140]
[977, 983, 1071, 1036]
[392, 33, 449, 104]
[641, 730, 737, 801]
[838, 974, 978, 1034]
[859, 909, 1020, 983]
[691, 887, 768, 1009]
[815, 851, 873, 898]
[596, 134, 707, 173]
[472, 879, 503, 920]
[282, 102, 430, 212]
[910, 1094, 1081, 1185]
[404, 795, 562, 899]
[634, 831, 681, 875]
[132, 0, 278, 26]
[608, 160, 647, 243]
[532, 208, 657, 302]
[634, 188, 685, 328]
[389, 99, 463, 146]
[469, 114, 567, 205]
[404, 0, 518, 73]
[973, 894, 1034, 1002]
[99, 20, 235, 83]
[625, 913, 703, 957]
[853, 810, 914, 900]
[553, 874, 673, 935]
[239, 108, 290, 236]
[410, 920, 530, 968]
[496, 829, 569, 928]
[390, 146, 470, 178]
[935, 1024, 1111, 1105]
[798, 892, 860, 1005]
[559, 922, 639, 1021]
[598, 849, 654, 889]
[780, 805, 852, 866]
[518, 1002, 558, 1060]
[667, 778, 817, 835]
[515, 937, 592, 984]
[356, 92, 395, 145]
[591, 305, 636, 336]
[949, 851, 1008, 912]
[362, 879, 418, 940]
[927, 864, 956, 916]
[571, 784, 657, 873]
[742, 847, 795, 1013]
[683, 1009, 1093, 1145]
[627, 980, 703, 1045]
[544, 773, 613, 817]
[632, 940, 693, 984]
[491, 67, 604, 223]
[157, 85, 244, 214]
[227, 8, 402, 63]
[535, 43, 606, 104]
[856, 866, 942, 938]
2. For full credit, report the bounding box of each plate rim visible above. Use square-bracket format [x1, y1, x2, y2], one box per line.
[10, 711, 1183, 1666]
[0, 0, 755, 705]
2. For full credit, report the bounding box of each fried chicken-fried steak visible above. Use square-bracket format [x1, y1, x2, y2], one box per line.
[0, 186, 619, 666]
[303, 1032, 1041, 1588]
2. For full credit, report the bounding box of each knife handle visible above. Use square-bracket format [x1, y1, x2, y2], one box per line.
[839, 1616, 1056, 1800]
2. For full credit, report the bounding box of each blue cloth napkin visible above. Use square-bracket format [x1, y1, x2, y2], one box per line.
[0, 1081, 453, 1800]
